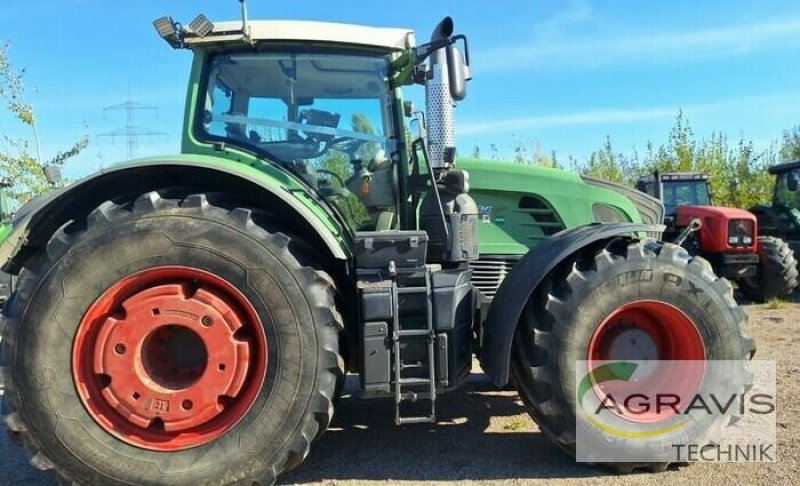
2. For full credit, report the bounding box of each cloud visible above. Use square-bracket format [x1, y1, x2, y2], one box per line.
[478, 17, 800, 71]
[534, 0, 593, 38]
[458, 91, 800, 135]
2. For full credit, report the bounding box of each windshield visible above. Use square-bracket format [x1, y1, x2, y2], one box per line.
[774, 169, 800, 208]
[198, 49, 399, 231]
[662, 180, 711, 215]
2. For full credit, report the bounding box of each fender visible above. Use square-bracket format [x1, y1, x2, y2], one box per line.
[0, 157, 350, 273]
[479, 222, 664, 387]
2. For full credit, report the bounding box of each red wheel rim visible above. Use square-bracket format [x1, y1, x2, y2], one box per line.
[587, 300, 705, 423]
[73, 266, 268, 451]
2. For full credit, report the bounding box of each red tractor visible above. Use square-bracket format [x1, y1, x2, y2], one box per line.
[637, 172, 798, 302]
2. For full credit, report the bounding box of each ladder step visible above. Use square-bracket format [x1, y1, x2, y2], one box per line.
[399, 391, 433, 401]
[396, 286, 428, 294]
[398, 416, 435, 425]
[399, 377, 431, 386]
[398, 329, 431, 337]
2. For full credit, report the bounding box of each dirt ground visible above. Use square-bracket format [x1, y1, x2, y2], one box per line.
[2, 303, 798, 486]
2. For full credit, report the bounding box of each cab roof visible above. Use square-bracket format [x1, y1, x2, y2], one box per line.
[769, 160, 800, 175]
[184, 20, 416, 51]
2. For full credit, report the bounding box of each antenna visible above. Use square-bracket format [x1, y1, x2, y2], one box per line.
[240, 0, 254, 45]
[98, 97, 166, 160]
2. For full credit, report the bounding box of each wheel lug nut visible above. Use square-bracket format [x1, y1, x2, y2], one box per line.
[202, 315, 214, 327]
[181, 399, 193, 410]
[115, 343, 127, 355]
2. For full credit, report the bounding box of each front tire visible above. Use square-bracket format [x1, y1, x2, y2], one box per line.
[2, 191, 343, 485]
[738, 236, 799, 302]
[510, 239, 755, 472]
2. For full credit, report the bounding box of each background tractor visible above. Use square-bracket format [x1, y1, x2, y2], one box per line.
[750, 160, 800, 260]
[637, 171, 798, 302]
[0, 3, 754, 485]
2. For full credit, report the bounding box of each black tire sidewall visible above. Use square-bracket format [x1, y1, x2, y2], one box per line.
[14, 208, 327, 484]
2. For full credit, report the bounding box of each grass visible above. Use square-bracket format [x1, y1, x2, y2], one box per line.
[766, 297, 787, 310]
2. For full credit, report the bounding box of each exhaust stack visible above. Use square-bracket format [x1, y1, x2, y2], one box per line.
[426, 17, 457, 171]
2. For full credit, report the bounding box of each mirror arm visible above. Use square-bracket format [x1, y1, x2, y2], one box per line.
[451, 35, 471, 66]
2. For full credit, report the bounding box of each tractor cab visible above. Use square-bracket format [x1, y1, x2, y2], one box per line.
[188, 24, 407, 231]
[154, 15, 472, 237]
[751, 160, 800, 244]
[636, 172, 712, 220]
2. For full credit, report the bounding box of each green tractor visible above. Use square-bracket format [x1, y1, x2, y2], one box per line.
[0, 5, 754, 485]
[750, 160, 800, 266]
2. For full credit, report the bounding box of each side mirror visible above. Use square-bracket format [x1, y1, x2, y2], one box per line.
[409, 111, 427, 141]
[446, 45, 469, 101]
[788, 172, 799, 192]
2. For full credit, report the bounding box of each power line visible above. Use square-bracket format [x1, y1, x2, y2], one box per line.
[98, 100, 166, 159]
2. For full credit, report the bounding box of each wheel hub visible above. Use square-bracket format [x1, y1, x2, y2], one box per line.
[73, 266, 267, 451]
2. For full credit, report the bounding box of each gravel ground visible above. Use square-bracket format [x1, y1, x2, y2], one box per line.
[2, 303, 798, 485]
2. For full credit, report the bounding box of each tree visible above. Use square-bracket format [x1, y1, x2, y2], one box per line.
[639, 114, 774, 208]
[780, 125, 800, 162]
[510, 137, 562, 168]
[583, 136, 638, 185]
[580, 112, 775, 209]
[0, 43, 88, 204]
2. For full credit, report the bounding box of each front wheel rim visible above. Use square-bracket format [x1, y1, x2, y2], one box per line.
[587, 300, 706, 423]
[73, 266, 268, 451]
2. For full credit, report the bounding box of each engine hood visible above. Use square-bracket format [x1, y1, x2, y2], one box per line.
[676, 205, 757, 253]
[456, 158, 645, 255]
[676, 205, 755, 222]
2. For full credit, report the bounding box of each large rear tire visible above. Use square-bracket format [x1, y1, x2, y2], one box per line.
[738, 236, 799, 303]
[510, 238, 755, 473]
[1, 191, 343, 485]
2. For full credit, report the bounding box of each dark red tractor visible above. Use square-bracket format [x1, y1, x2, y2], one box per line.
[637, 172, 798, 302]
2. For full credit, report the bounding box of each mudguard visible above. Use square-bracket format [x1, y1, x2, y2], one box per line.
[480, 222, 664, 387]
[0, 158, 350, 273]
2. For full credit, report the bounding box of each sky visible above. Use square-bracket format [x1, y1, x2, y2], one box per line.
[1, 0, 800, 178]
